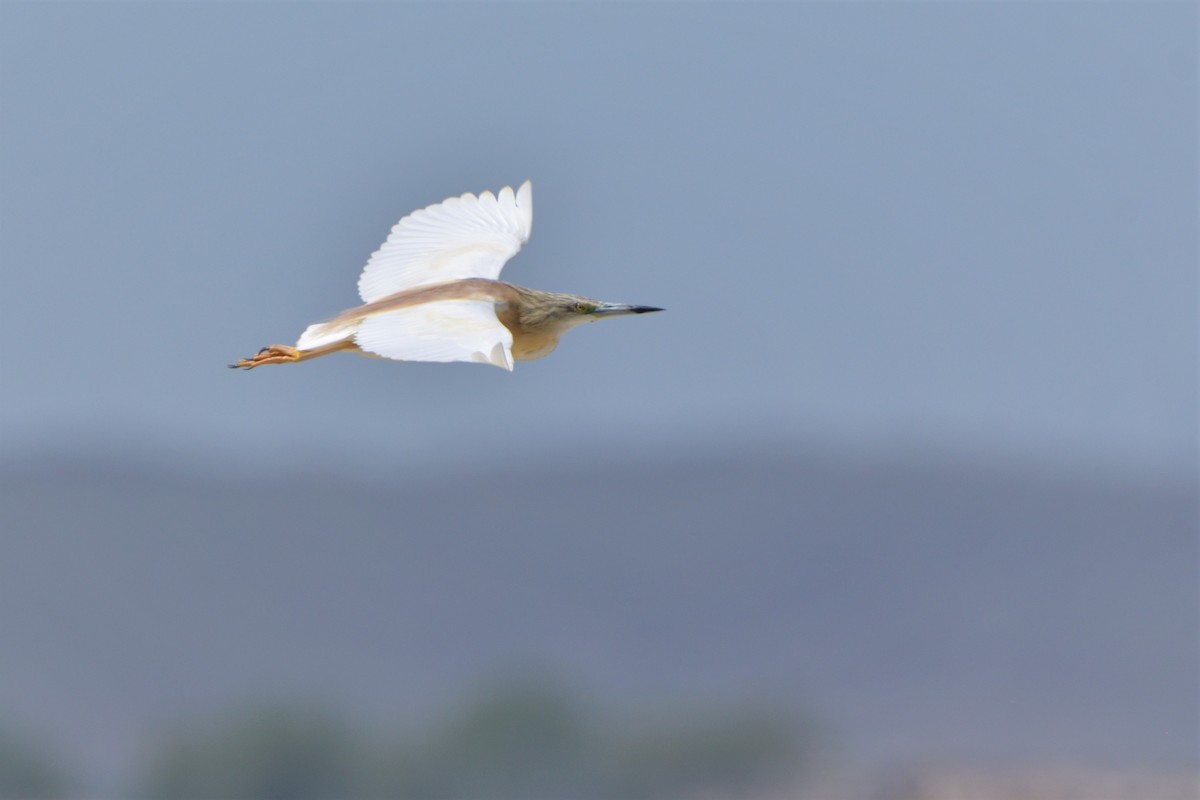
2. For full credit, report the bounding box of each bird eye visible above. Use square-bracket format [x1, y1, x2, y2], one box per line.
[574, 302, 587, 313]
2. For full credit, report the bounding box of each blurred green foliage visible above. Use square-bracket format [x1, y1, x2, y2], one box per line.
[140, 708, 368, 800]
[0, 724, 73, 799]
[612, 711, 799, 799]
[393, 681, 602, 799]
[138, 681, 809, 800]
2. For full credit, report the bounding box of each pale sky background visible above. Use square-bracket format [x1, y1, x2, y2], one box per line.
[1, 2, 1195, 482]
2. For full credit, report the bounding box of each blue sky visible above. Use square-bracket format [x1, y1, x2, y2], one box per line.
[1, 3, 1195, 479]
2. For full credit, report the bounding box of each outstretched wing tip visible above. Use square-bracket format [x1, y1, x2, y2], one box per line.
[356, 180, 535, 303]
[516, 180, 532, 237]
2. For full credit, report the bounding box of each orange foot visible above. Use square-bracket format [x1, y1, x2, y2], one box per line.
[229, 344, 301, 370]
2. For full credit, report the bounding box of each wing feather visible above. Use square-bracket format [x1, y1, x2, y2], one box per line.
[357, 181, 533, 302]
[354, 300, 515, 371]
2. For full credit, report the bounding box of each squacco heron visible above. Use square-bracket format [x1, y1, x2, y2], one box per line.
[231, 181, 661, 371]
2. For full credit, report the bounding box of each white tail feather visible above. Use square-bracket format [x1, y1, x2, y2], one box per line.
[296, 319, 358, 350]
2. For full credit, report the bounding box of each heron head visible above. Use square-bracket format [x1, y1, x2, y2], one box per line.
[518, 290, 663, 331]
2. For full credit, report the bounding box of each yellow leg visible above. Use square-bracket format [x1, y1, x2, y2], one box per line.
[229, 340, 357, 370]
[229, 344, 301, 370]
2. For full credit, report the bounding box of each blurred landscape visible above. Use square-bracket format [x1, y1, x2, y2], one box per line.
[1, 439, 1194, 798]
[2, 3, 1196, 798]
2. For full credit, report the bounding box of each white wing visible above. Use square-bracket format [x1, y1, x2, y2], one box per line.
[357, 181, 533, 303]
[354, 300, 515, 371]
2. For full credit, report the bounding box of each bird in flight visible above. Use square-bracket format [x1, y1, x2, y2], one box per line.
[231, 181, 661, 371]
